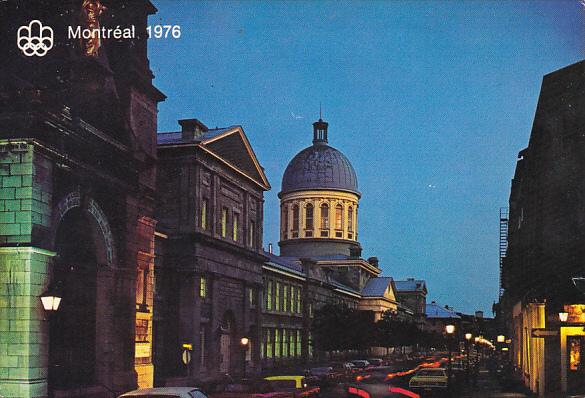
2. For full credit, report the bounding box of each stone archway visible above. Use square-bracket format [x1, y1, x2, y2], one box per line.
[47, 191, 117, 396]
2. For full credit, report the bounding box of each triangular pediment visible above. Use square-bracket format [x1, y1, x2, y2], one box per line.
[201, 127, 270, 190]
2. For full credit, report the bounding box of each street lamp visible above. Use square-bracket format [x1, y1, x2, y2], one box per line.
[40, 284, 62, 312]
[497, 335, 505, 343]
[465, 333, 472, 380]
[240, 337, 250, 378]
[559, 311, 569, 323]
[445, 324, 455, 392]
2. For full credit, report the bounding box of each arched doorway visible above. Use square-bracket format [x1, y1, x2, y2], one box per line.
[219, 313, 235, 374]
[49, 207, 98, 391]
[47, 191, 117, 396]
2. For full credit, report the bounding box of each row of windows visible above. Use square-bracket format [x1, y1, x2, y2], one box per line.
[265, 280, 302, 314]
[284, 203, 354, 232]
[200, 199, 256, 247]
[261, 328, 303, 359]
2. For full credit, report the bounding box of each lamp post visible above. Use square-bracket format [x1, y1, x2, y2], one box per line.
[465, 333, 472, 380]
[240, 337, 249, 378]
[445, 324, 455, 392]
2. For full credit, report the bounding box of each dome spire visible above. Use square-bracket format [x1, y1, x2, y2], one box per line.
[312, 107, 328, 144]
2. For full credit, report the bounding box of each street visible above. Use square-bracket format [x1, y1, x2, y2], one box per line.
[312, 356, 529, 398]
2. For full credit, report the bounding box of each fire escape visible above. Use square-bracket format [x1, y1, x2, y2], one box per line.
[499, 207, 509, 299]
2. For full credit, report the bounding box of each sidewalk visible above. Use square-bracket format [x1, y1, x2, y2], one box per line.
[460, 368, 529, 398]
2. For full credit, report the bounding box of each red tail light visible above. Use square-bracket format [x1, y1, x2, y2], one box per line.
[348, 386, 371, 398]
[388, 387, 420, 398]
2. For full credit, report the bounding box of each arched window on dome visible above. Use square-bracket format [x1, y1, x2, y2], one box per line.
[348, 206, 354, 239]
[282, 205, 288, 239]
[292, 204, 299, 238]
[305, 203, 314, 237]
[320, 203, 329, 237]
[335, 204, 343, 238]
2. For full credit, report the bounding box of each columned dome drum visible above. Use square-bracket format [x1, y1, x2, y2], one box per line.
[279, 118, 361, 257]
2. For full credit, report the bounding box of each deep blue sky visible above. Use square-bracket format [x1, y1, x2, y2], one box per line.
[148, 1, 584, 314]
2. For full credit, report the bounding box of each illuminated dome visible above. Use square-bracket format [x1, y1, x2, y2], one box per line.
[278, 118, 361, 257]
[280, 119, 359, 197]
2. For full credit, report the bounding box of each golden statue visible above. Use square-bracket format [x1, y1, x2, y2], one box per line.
[80, 0, 106, 57]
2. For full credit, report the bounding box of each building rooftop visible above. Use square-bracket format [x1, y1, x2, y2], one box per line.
[426, 301, 461, 319]
[394, 278, 427, 293]
[361, 277, 394, 297]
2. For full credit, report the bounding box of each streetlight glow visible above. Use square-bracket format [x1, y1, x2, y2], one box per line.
[40, 285, 62, 312]
[445, 324, 455, 334]
[240, 337, 249, 346]
[559, 312, 569, 322]
[465, 333, 472, 341]
[497, 335, 505, 343]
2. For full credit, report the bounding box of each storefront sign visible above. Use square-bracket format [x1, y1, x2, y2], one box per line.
[564, 305, 585, 323]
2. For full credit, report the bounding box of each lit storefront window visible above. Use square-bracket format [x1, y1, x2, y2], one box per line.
[200, 276, 207, 298]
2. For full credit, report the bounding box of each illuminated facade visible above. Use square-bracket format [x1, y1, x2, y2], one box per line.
[0, 1, 164, 397]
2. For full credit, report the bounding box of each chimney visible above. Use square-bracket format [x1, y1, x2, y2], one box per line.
[268, 243, 273, 254]
[367, 257, 379, 268]
[475, 310, 484, 319]
[407, 277, 415, 281]
[179, 118, 208, 140]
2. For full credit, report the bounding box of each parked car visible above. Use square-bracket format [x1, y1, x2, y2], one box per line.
[264, 375, 320, 397]
[408, 368, 448, 396]
[329, 362, 353, 379]
[308, 367, 336, 386]
[350, 360, 370, 369]
[367, 358, 383, 367]
[209, 380, 293, 398]
[118, 387, 209, 398]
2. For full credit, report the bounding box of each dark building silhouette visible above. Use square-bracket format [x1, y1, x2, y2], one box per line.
[501, 60, 585, 396]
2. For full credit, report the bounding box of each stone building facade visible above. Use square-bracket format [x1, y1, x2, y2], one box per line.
[500, 60, 585, 396]
[154, 120, 270, 384]
[0, 1, 164, 397]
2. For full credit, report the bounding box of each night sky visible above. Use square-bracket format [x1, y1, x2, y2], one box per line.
[148, 0, 584, 314]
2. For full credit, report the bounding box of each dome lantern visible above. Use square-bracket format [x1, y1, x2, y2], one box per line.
[313, 118, 329, 145]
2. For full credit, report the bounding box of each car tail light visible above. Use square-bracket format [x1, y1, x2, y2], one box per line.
[348, 387, 371, 398]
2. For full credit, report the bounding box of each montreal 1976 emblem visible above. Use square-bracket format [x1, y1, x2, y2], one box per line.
[17, 20, 54, 57]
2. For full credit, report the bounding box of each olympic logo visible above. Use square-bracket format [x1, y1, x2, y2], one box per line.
[17, 20, 54, 57]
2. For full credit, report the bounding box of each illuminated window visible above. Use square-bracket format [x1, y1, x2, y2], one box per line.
[289, 330, 295, 358]
[275, 282, 281, 311]
[266, 329, 273, 358]
[320, 203, 329, 229]
[283, 285, 288, 312]
[296, 330, 301, 356]
[348, 206, 353, 232]
[296, 288, 302, 314]
[292, 205, 299, 231]
[275, 329, 281, 358]
[305, 203, 314, 230]
[266, 280, 273, 310]
[233, 213, 239, 241]
[221, 207, 228, 237]
[200, 276, 207, 298]
[282, 329, 288, 357]
[201, 198, 208, 230]
[290, 286, 295, 313]
[335, 204, 343, 230]
[309, 302, 313, 317]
